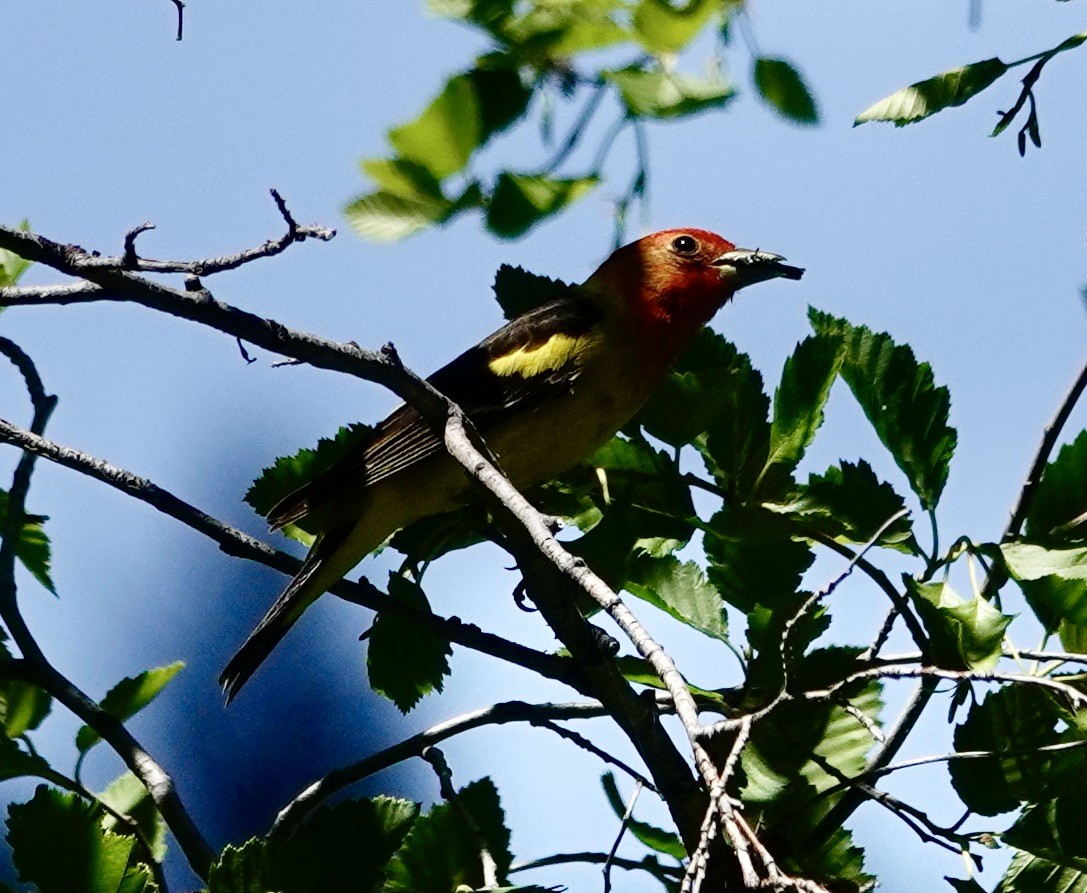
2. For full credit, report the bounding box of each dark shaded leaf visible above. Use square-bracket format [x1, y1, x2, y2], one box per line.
[0, 735, 53, 783]
[949, 685, 1065, 816]
[491, 264, 576, 320]
[996, 850, 1087, 893]
[754, 57, 819, 125]
[0, 490, 56, 593]
[368, 575, 452, 712]
[387, 778, 511, 892]
[0, 677, 51, 737]
[855, 58, 1007, 127]
[1003, 793, 1087, 870]
[1026, 430, 1087, 542]
[810, 308, 956, 510]
[75, 662, 184, 755]
[7, 786, 137, 893]
[245, 423, 373, 543]
[774, 459, 916, 553]
[486, 173, 597, 239]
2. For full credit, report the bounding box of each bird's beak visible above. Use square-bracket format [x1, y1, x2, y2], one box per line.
[712, 248, 804, 289]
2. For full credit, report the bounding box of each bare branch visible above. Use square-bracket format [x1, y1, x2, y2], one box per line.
[0, 417, 574, 687]
[510, 850, 683, 883]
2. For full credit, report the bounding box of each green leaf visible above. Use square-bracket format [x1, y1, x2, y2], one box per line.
[360, 157, 447, 201]
[907, 580, 1011, 670]
[855, 58, 1008, 127]
[75, 662, 185, 755]
[486, 173, 597, 239]
[1026, 429, 1087, 541]
[0, 734, 53, 782]
[695, 341, 771, 502]
[0, 220, 32, 288]
[600, 772, 686, 860]
[997, 850, 1087, 893]
[389, 67, 531, 179]
[636, 329, 758, 449]
[773, 459, 916, 553]
[367, 575, 452, 712]
[390, 505, 492, 565]
[495, 1, 627, 55]
[704, 507, 813, 618]
[245, 423, 373, 544]
[632, 0, 719, 54]
[605, 67, 735, 119]
[625, 555, 728, 641]
[612, 655, 728, 705]
[7, 786, 137, 893]
[809, 308, 957, 510]
[0, 490, 56, 593]
[98, 772, 167, 862]
[491, 263, 575, 320]
[754, 57, 819, 125]
[0, 677, 51, 737]
[345, 189, 455, 243]
[999, 541, 1087, 631]
[762, 334, 843, 489]
[386, 778, 512, 892]
[1004, 793, 1087, 870]
[949, 685, 1065, 816]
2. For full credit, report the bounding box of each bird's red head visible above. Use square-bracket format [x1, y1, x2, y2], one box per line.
[587, 228, 803, 366]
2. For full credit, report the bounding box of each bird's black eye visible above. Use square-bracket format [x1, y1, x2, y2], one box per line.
[671, 235, 698, 255]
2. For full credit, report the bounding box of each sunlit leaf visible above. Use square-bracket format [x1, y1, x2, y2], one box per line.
[0, 490, 56, 593]
[999, 541, 1087, 631]
[625, 555, 728, 641]
[98, 772, 167, 862]
[1026, 429, 1087, 542]
[605, 67, 735, 119]
[0, 220, 32, 289]
[0, 677, 51, 737]
[855, 58, 1007, 127]
[996, 850, 1087, 893]
[75, 662, 185, 755]
[907, 580, 1011, 670]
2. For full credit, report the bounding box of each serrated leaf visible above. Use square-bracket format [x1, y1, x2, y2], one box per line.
[486, 173, 597, 239]
[997, 850, 1087, 893]
[245, 423, 373, 543]
[389, 68, 530, 179]
[633, 0, 719, 54]
[949, 685, 1064, 816]
[0, 677, 51, 737]
[625, 555, 728, 641]
[636, 328, 753, 448]
[773, 459, 916, 553]
[754, 57, 819, 125]
[907, 580, 1011, 670]
[7, 786, 136, 893]
[809, 308, 956, 510]
[761, 334, 843, 491]
[605, 67, 735, 119]
[491, 263, 576, 320]
[0, 490, 56, 593]
[367, 575, 451, 712]
[1003, 793, 1087, 870]
[386, 778, 511, 892]
[855, 58, 1007, 127]
[999, 541, 1087, 631]
[98, 772, 167, 862]
[1027, 429, 1087, 541]
[0, 220, 32, 288]
[600, 772, 686, 860]
[705, 506, 812, 616]
[76, 662, 184, 755]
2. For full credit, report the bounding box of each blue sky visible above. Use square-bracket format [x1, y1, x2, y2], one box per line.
[2, 2, 1086, 891]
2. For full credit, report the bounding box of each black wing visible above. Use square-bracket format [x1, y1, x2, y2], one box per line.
[267, 295, 601, 529]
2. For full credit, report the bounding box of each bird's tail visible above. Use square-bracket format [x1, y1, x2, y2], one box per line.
[220, 527, 351, 703]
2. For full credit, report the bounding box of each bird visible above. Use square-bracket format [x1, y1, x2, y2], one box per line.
[220, 228, 803, 700]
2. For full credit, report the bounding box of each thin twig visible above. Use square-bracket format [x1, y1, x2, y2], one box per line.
[0, 418, 574, 687]
[534, 719, 656, 791]
[510, 850, 683, 883]
[604, 781, 642, 893]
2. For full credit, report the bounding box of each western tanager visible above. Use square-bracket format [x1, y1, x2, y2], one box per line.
[221, 228, 802, 700]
